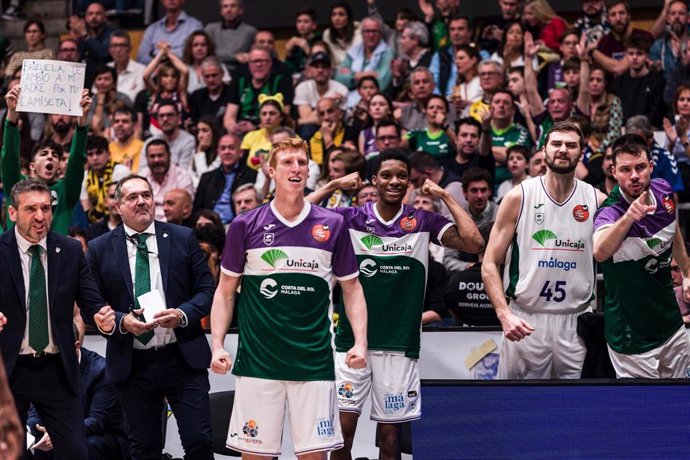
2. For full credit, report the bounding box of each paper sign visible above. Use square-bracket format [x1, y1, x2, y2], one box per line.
[138, 289, 167, 323]
[17, 59, 86, 116]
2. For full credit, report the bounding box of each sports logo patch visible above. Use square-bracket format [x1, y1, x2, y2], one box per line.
[263, 233, 274, 245]
[312, 224, 331, 242]
[572, 204, 589, 222]
[338, 382, 354, 399]
[400, 214, 417, 231]
[242, 420, 259, 438]
[662, 194, 675, 214]
[535, 212, 544, 225]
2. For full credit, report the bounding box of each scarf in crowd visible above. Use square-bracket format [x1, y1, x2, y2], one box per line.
[85, 160, 115, 223]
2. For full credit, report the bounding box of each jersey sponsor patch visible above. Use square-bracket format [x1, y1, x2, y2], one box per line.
[662, 194, 674, 214]
[400, 214, 417, 232]
[263, 232, 274, 245]
[572, 204, 589, 222]
[312, 224, 331, 242]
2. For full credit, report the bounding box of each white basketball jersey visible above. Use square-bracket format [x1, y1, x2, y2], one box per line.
[503, 176, 599, 312]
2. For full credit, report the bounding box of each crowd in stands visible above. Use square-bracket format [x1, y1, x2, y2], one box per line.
[2, 0, 690, 329]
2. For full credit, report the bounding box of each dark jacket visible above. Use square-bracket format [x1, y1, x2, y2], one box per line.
[193, 161, 257, 217]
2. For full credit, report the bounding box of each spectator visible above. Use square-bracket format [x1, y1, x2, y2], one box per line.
[56, 38, 81, 63]
[285, 8, 322, 76]
[241, 95, 292, 171]
[322, 2, 362, 68]
[418, 0, 460, 50]
[598, 145, 616, 194]
[568, 114, 605, 186]
[163, 188, 194, 226]
[189, 56, 233, 125]
[138, 139, 194, 221]
[109, 106, 144, 172]
[495, 145, 530, 201]
[562, 57, 584, 98]
[391, 21, 432, 92]
[449, 45, 482, 119]
[409, 150, 467, 217]
[107, 30, 146, 103]
[137, 0, 202, 64]
[80, 135, 131, 224]
[528, 149, 546, 176]
[363, 120, 403, 179]
[625, 115, 685, 195]
[444, 167, 497, 273]
[194, 223, 226, 286]
[336, 16, 394, 106]
[142, 43, 190, 134]
[193, 133, 257, 224]
[358, 93, 394, 157]
[404, 95, 455, 159]
[318, 148, 366, 208]
[309, 96, 358, 166]
[649, 0, 689, 82]
[87, 181, 122, 240]
[544, 29, 581, 91]
[223, 47, 294, 136]
[68, 2, 116, 88]
[247, 30, 293, 80]
[665, 44, 690, 106]
[398, 67, 437, 131]
[294, 51, 349, 139]
[45, 113, 75, 148]
[664, 85, 690, 199]
[232, 182, 260, 215]
[429, 15, 474, 97]
[190, 115, 221, 187]
[445, 117, 496, 179]
[355, 182, 378, 205]
[611, 35, 666, 128]
[521, 0, 568, 51]
[346, 75, 380, 127]
[574, 0, 611, 45]
[481, 0, 523, 52]
[587, 64, 622, 151]
[134, 67, 186, 139]
[204, 0, 256, 73]
[592, 0, 653, 68]
[183, 31, 231, 94]
[480, 89, 532, 187]
[4, 19, 53, 79]
[491, 21, 535, 69]
[89, 66, 133, 137]
[468, 60, 505, 122]
[193, 208, 223, 227]
[142, 101, 196, 170]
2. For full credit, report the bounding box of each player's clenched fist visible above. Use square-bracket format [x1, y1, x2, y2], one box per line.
[211, 348, 233, 374]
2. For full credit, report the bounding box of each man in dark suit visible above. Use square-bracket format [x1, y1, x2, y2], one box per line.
[85, 174, 215, 460]
[193, 133, 257, 225]
[0, 178, 105, 460]
[27, 324, 129, 460]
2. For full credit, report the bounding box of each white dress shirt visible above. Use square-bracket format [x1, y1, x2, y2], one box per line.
[15, 228, 57, 355]
[123, 222, 177, 349]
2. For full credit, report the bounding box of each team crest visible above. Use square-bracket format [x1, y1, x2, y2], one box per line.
[662, 194, 675, 214]
[572, 204, 589, 222]
[535, 212, 544, 225]
[263, 233, 274, 245]
[400, 214, 417, 231]
[312, 224, 331, 242]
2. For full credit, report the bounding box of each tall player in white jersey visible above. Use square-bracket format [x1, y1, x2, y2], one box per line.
[482, 122, 607, 379]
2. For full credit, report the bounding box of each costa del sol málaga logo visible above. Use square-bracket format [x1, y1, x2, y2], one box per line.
[259, 279, 278, 299]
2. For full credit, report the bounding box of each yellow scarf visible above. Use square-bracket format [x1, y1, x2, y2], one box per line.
[85, 160, 115, 223]
[309, 124, 345, 165]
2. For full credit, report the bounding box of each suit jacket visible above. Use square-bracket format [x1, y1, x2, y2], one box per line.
[193, 163, 257, 216]
[85, 221, 214, 383]
[0, 230, 104, 395]
[27, 348, 128, 451]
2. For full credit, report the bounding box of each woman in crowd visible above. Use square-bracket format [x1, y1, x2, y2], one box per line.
[403, 94, 455, 159]
[4, 19, 53, 79]
[241, 94, 292, 171]
[183, 30, 231, 94]
[90, 66, 133, 137]
[490, 21, 536, 70]
[346, 75, 380, 127]
[190, 115, 221, 187]
[322, 2, 362, 68]
[138, 45, 190, 137]
[358, 92, 394, 157]
[450, 44, 481, 117]
[587, 64, 622, 152]
[522, 0, 568, 51]
[664, 84, 690, 199]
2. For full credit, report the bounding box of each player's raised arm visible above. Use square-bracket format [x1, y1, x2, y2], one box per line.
[307, 172, 363, 204]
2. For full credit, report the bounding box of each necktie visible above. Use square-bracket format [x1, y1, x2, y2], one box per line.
[28, 245, 49, 354]
[133, 233, 154, 345]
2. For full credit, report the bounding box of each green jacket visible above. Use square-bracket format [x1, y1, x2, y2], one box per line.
[2, 119, 87, 235]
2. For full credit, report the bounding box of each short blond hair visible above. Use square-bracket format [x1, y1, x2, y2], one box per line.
[267, 137, 310, 167]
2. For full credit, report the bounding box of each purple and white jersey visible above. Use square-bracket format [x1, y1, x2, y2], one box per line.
[221, 200, 358, 381]
[333, 202, 453, 357]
